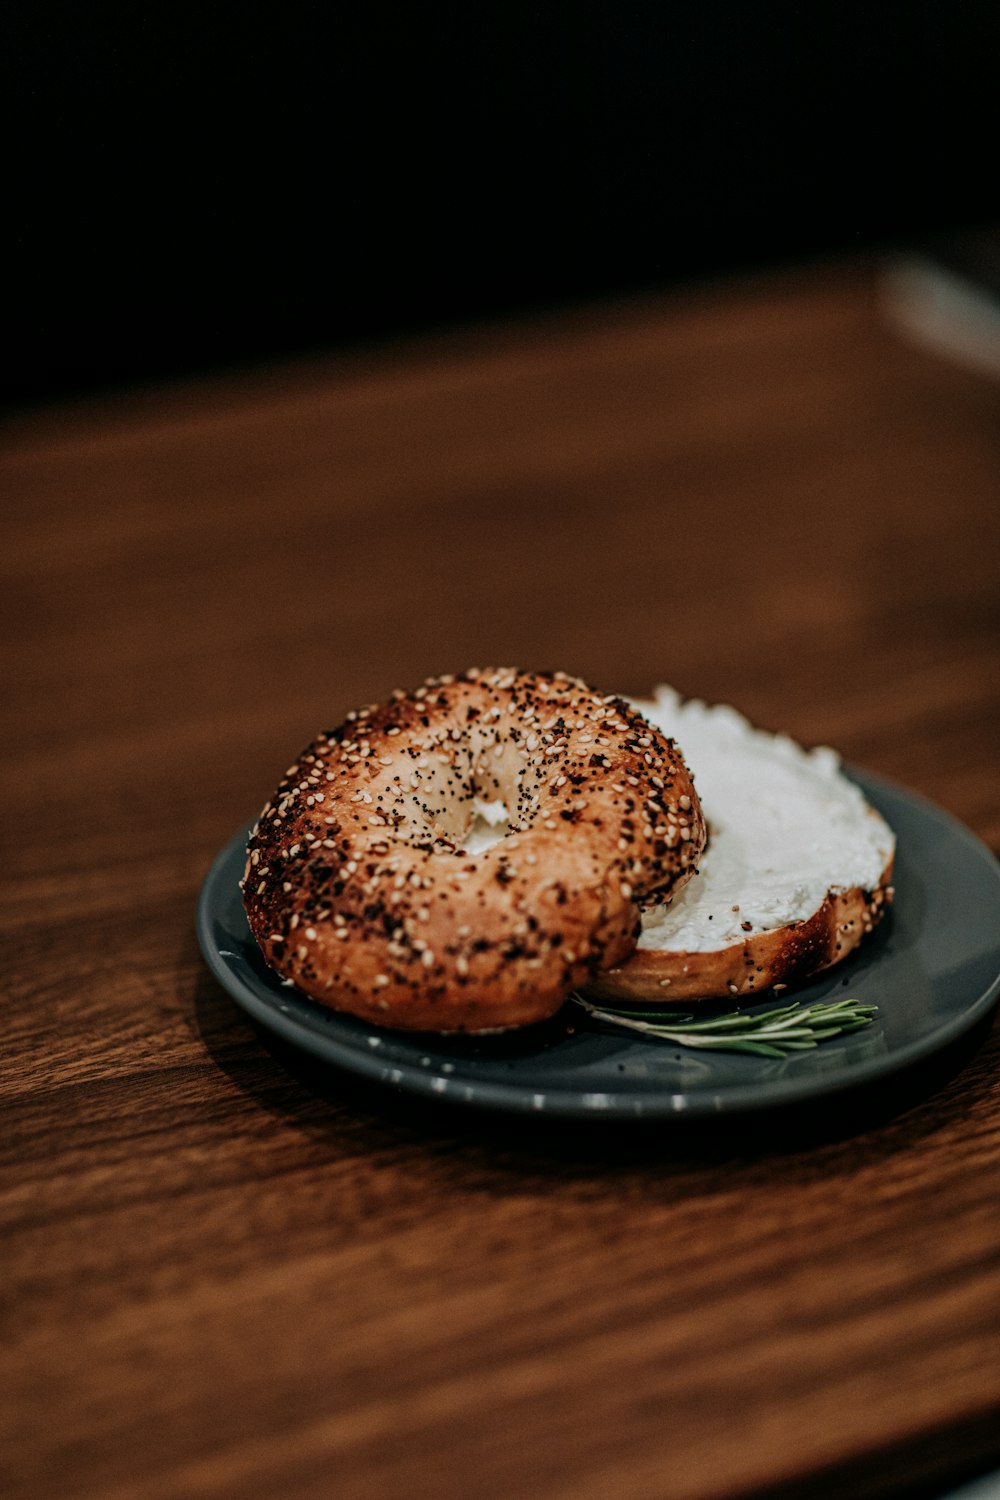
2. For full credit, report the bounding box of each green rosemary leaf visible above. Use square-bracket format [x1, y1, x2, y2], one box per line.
[572, 994, 879, 1056]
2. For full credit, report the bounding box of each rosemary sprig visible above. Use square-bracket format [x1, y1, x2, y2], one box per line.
[573, 995, 879, 1057]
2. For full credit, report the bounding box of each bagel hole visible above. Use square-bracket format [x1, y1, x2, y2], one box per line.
[462, 796, 511, 854]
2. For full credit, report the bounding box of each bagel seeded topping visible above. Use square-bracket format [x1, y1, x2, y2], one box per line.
[242, 668, 705, 1033]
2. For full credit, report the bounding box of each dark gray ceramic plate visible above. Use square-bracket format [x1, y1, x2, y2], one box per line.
[196, 771, 1000, 1120]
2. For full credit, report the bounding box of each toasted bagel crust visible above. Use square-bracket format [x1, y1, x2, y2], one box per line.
[242, 669, 704, 1032]
[585, 851, 894, 1003]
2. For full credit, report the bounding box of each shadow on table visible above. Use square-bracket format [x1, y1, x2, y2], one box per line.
[190, 957, 999, 1180]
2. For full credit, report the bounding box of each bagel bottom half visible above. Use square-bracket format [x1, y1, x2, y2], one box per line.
[584, 687, 896, 1005]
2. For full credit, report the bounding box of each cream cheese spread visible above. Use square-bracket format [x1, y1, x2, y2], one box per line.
[633, 686, 895, 953]
[462, 796, 510, 854]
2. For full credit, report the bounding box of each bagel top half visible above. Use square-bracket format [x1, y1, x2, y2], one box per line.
[242, 669, 705, 1032]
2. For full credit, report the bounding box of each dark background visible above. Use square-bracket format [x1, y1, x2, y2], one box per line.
[6, 1, 999, 409]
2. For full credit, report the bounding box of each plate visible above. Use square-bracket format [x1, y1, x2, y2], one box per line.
[196, 771, 1000, 1120]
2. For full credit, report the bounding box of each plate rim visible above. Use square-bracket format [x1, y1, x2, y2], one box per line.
[196, 768, 1000, 1120]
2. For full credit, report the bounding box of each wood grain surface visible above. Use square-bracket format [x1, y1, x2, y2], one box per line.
[3, 265, 1000, 1500]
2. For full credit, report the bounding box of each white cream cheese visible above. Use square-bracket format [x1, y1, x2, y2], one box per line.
[634, 686, 895, 953]
[462, 796, 510, 854]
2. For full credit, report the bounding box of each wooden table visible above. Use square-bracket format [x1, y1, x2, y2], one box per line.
[4, 265, 1000, 1500]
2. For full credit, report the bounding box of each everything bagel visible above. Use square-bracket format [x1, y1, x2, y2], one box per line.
[242, 669, 705, 1032]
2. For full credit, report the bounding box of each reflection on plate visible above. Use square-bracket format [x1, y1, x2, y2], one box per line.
[196, 771, 1000, 1120]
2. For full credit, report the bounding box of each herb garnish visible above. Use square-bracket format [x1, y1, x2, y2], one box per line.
[573, 995, 879, 1057]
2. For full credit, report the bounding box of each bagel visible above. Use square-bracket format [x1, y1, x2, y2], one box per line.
[242, 669, 705, 1032]
[585, 687, 896, 1005]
